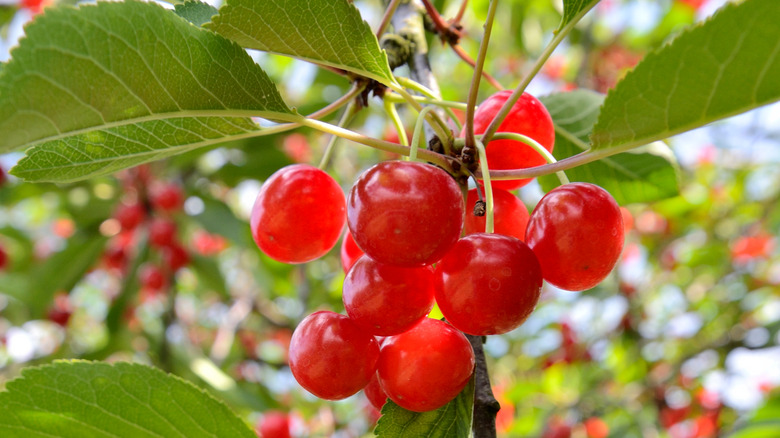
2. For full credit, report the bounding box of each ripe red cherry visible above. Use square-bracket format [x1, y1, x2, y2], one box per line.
[340, 230, 364, 273]
[525, 183, 624, 291]
[47, 292, 73, 327]
[289, 311, 379, 400]
[149, 217, 177, 248]
[465, 90, 555, 190]
[464, 188, 530, 240]
[149, 182, 184, 212]
[377, 318, 474, 412]
[161, 243, 190, 272]
[139, 263, 166, 291]
[114, 202, 146, 231]
[255, 411, 291, 438]
[364, 373, 389, 411]
[251, 164, 346, 264]
[436, 233, 542, 335]
[343, 255, 435, 336]
[0, 244, 8, 271]
[347, 161, 464, 267]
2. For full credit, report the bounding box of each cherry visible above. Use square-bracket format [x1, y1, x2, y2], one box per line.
[255, 411, 291, 438]
[464, 188, 529, 240]
[340, 230, 364, 274]
[363, 373, 389, 411]
[47, 292, 73, 327]
[149, 182, 184, 212]
[584, 417, 609, 438]
[288, 311, 379, 400]
[114, 201, 146, 231]
[161, 243, 190, 272]
[465, 90, 555, 190]
[525, 183, 624, 291]
[0, 167, 6, 188]
[251, 164, 346, 264]
[347, 161, 464, 267]
[139, 263, 166, 291]
[436, 233, 542, 335]
[102, 244, 127, 271]
[0, 244, 8, 271]
[377, 318, 474, 412]
[343, 255, 435, 336]
[148, 217, 177, 248]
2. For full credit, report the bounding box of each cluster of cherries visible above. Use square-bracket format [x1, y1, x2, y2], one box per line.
[249, 91, 625, 415]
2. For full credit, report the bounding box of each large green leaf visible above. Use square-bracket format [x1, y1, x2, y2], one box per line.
[560, 0, 600, 31]
[728, 393, 780, 438]
[1, 0, 297, 182]
[374, 378, 474, 438]
[207, 0, 395, 85]
[591, 0, 780, 150]
[538, 90, 680, 204]
[174, 0, 218, 27]
[0, 361, 255, 438]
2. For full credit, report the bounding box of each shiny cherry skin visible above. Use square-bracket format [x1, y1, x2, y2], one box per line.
[377, 318, 475, 412]
[149, 217, 177, 248]
[150, 182, 184, 212]
[363, 373, 389, 411]
[525, 183, 624, 291]
[465, 90, 555, 190]
[289, 311, 379, 400]
[161, 242, 190, 272]
[255, 411, 291, 438]
[343, 255, 435, 336]
[464, 188, 530, 240]
[114, 201, 146, 231]
[340, 230, 364, 274]
[347, 161, 464, 267]
[436, 233, 542, 335]
[251, 164, 346, 264]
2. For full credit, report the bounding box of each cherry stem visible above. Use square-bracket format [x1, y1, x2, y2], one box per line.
[454, 0, 469, 23]
[480, 2, 600, 146]
[410, 106, 438, 161]
[319, 100, 358, 169]
[451, 44, 505, 91]
[376, 0, 402, 37]
[383, 99, 409, 147]
[395, 76, 464, 134]
[463, 0, 499, 151]
[491, 132, 570, 185]
[473, 139, 494, 233]
[388, 82, 452, 146]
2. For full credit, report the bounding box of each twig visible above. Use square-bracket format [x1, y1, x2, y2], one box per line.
[467, 334, 500, 438]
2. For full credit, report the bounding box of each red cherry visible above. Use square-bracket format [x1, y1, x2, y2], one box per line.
[340, 231, 364, 273]
[377, 318, 474, 412]
[526, 183, 624, 291]
[47, 292, 73, 327]
[288, 311, 379, 400]
[364, 373, 389, 411]
[436, 233, 542, 335]
[343, 256, 435, 336]
[584, 417, 609, 438]
[464, 188, 529, 240]
[149, 218, 177, 248]
[150, 182, 184, 212]
[0, 244, 8, 271]
[347, 161, 464, 267]
[139, 263, 166, 291]
[102, 244, 127, 271]
[255, 411, 291, 438]
[465, 90, 555, 190]
[114, 202, 146, 231]
[0, 167, 6, 187]
[162, 243, 190, 272]
[251, 164, 346, 264]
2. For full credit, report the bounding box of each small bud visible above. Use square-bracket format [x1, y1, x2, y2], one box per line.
[473, 201, 486, 217]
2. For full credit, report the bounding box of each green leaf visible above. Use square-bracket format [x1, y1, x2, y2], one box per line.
[0, 360, 256, 438]
[591, 0, 780, 151]
[538, 90, 680, 204]
[728, 393, 780, 438]
[207, 0, 395, 85]
[374, 377, 474, 438]
[560, 0, 600, 31]
[12, 117, 262, 183]
[174, 0, 218, 27]
[0, 0, 297, 181]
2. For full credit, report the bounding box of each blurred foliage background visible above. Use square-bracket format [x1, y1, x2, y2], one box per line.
[1, 0, 779, 437]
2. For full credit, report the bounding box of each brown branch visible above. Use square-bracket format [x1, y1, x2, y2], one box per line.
[451, 44, 504, 91]
[454, 0, 469, 24]
[467, 334, 500, 438]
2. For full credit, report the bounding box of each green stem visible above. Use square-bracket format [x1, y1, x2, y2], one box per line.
[396, 76, 465, 131]
[473, 139, 494, 234]
[319, 101, 358, 169]
[463, 0, 500, 149]
[411, 106, 439, 161]
[387, 82, 451, 145]
[299, 117, 454, 173]
[385, 92, 467, 110]
[480, 2, 600, 146]
[383, 99, 409, 146]
[491, 132, 569, 184]
[376, 0, 402, 37]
